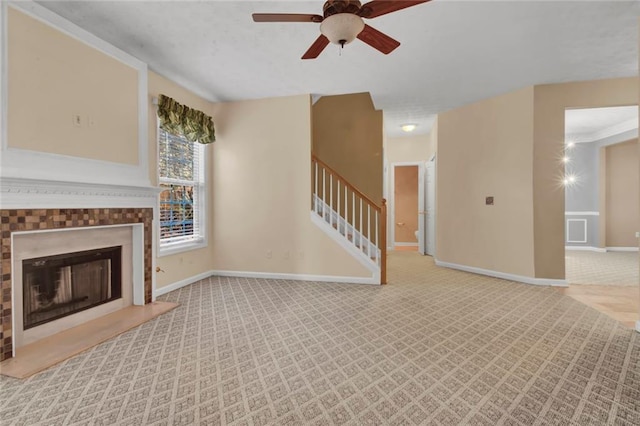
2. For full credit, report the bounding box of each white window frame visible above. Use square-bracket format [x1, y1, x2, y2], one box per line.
[157, 126, 207, 257]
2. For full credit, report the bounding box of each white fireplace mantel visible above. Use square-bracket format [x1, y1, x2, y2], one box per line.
[0, 176, 161, 210]
[2, 177, 160, 357]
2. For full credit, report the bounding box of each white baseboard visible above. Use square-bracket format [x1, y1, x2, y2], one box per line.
[434, 260, 568, 287]
[211, 270, 379, 285]
[154, 268, 379, 297]
[565, 246, 607, 253]
[394, 242, 418, 247]
[636, 320, 640, 333]
[565, 246, 639, 253]
[154, 270, 215, 297]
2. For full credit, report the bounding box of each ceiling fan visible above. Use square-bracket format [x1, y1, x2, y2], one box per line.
[252, 0, 431, 59]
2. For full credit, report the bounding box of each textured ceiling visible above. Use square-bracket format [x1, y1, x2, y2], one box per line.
[565, 105, 639, 143]
[37, 0, 640, 137]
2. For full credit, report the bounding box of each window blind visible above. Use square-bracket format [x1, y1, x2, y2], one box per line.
[158, 129, 204, 245]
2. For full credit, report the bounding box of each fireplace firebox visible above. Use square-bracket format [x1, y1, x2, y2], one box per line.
[22, 246, 122, 329]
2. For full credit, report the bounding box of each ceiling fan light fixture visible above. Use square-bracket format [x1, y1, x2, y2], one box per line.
[320, 13, 365, 46]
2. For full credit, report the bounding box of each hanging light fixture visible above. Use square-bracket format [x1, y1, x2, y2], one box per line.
[320, 13, 365, 48]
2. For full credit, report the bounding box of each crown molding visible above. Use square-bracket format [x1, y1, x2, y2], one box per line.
[568, 117, 638, 144]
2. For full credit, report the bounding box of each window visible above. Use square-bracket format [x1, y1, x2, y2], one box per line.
[158, 128, 206, 254]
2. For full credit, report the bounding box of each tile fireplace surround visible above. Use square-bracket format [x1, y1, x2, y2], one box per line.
[0, 208, 154, 361]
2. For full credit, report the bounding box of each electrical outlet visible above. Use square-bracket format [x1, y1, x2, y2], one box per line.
[88, 116, 96, 127]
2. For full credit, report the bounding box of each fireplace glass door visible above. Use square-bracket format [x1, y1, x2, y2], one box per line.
[23, 246, 122, 329]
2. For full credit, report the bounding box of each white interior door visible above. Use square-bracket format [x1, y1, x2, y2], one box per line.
[426, 157, 436, 256]
[418, 164, 426, 254]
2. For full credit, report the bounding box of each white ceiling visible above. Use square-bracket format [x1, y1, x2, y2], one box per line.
[565, 105, 639, 143]
[36, 0, 640, 137]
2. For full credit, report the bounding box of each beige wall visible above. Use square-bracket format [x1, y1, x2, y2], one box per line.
[435, 78, 637, 280]
[605, 140, 639, 247]
[148, 71, 218, 289]
[209, 95, 370, 278]
[394, 166, 419, 243]
[437, 87, 536, 277]
[385, 133, 434, 164]
[312, 93, 383, 204]
[7, 7, 138, 164]
[533, 77, 638, 279]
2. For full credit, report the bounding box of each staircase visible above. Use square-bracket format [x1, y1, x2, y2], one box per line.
[311, 155, 387, 284]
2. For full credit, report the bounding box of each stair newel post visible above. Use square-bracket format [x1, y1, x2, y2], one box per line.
[375, 210, 379, 264]
[381, 199, 387, 285]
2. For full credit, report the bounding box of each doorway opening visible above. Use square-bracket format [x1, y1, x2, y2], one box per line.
[393, 164, 419, 252]
[562, 105, 639, 328]
[389, 158, 436, 256]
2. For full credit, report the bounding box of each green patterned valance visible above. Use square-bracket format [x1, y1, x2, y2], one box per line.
[157, 94, 215, 144]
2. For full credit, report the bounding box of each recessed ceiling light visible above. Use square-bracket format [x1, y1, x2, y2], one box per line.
[401, 124, 417, 133]
[566, 141, 576, 148]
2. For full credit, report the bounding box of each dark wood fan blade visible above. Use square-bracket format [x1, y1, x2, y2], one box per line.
[357, 24, 400, 54]
[252, 13, 323, 23]
[302, 35, 330, 59]
[358, 1, 431, 19]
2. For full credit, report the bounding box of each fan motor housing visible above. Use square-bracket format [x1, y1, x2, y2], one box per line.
[323, 0, 362, 18]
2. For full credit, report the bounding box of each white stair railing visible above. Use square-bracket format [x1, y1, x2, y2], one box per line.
[311, 155, 387, 284]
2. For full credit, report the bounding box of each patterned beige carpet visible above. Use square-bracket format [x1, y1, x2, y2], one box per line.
[1, 252, 639, 425]
[566, 251, 639, 287]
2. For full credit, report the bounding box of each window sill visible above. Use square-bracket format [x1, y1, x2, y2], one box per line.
[158, 239, 207, 257]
